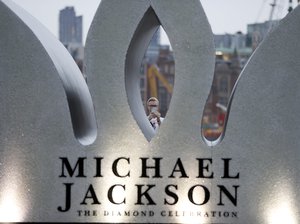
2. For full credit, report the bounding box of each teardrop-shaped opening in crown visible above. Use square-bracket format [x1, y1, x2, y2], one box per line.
[201, 49, 245, 146]
[140, 28, 174, 138]
[125, 7, 174, 142]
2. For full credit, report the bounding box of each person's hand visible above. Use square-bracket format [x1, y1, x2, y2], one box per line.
[149, 111, 161, 120]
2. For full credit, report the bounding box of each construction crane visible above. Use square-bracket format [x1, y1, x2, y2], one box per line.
[267, 0, 278, 31]
[147, 64, 173, 98]
[269, 0, 277, 21]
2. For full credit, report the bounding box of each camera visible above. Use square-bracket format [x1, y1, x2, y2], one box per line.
[150, 106, 158, 113]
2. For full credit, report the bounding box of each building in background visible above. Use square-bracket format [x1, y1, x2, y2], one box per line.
[59, 6, 82, 45]
[156, 46, 174, 117]
[214, 32, 252, 67]
[59, 7, 84, 72]
[202, 50, 242, 140]
[247, 20, 279, 50]
[202, 20, 280, 140]
[144, 28, 161, 63]
[149, 27, 160, 48]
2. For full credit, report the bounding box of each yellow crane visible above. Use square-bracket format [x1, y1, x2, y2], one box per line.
[147, 64, 173, 98]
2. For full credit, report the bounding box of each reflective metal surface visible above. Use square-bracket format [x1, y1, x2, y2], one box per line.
[0, 0, 299, 222]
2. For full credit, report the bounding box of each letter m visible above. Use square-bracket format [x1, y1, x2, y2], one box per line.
[59, 157, 87, 177]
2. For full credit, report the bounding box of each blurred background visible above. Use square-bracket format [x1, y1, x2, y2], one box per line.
[11, 0, 300, 140]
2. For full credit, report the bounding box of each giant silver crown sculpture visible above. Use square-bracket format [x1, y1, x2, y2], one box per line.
[0, 0, 299, 223]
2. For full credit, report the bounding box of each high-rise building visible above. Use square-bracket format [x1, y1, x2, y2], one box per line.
[149, 28, 160, 48]
[144, 27, 161, 63]
[59, 7, 82, 45]
[247, 20, 279, 49]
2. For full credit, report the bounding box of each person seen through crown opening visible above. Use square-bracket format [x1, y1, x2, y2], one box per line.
[147, 97, 164, 130]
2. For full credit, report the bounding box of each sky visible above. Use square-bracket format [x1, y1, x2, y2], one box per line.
[10, 0, 297, 44]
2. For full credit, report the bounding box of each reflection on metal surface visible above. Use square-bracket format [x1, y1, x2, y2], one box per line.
[0, 0, 299, 222]
[267, 201, 297, 224]
[0, 187, 25, 222]
[0, 154, 27, 222]
[265, 183, 297, 224]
